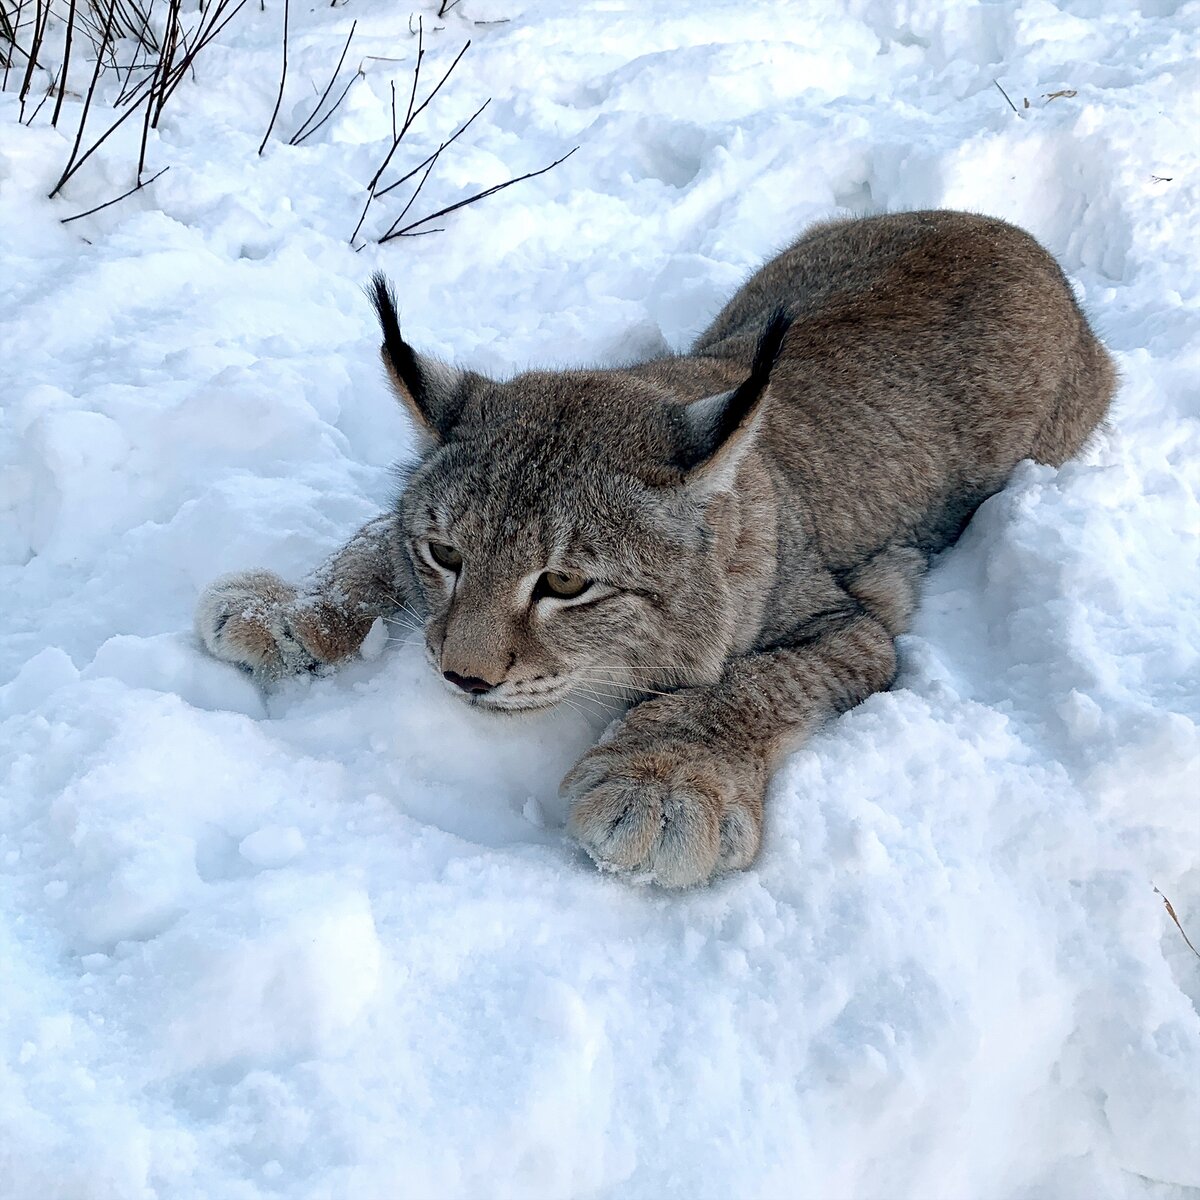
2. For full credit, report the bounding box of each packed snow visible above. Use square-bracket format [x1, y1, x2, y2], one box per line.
[1, 0, 1198, 1196]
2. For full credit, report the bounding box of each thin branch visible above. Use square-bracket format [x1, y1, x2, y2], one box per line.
[380, 145, 578, 241]
[436, 0, 461, 14]
[1156, 887, 1200, 959]
[17, 0, 49, 117]
[375, 95, 488, 198]
[50, 0, 244, 200]
[404, 34, 468, 136]
[288, 17, 355, 145]
[137, 0, 169, 179]
[992, 77, 1018, 115]
[257, 0, 287, 154]
[50, 0, 117, 195]
[24, 59, 56, 123]
[290, 66, 359, 147]
[1, 0, 26, 76]
[349, 26, 472, 244]
[61, 164, 168, 222]
[50, 0, 75, 127]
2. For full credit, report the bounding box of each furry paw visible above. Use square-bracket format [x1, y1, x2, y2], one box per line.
[195, 571, 331, 680]
[563, 736, 764, 888]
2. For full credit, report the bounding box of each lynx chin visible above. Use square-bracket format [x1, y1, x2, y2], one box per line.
[196, 210, 1115, 888]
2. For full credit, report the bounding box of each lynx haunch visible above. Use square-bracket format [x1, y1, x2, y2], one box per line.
[197, 210, 1115, 887]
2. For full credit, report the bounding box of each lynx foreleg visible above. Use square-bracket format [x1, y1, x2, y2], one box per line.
[196, 514, 407, 680]
[564, 605, 898, 887]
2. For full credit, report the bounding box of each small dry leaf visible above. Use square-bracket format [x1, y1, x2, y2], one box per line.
[1155, 887, 1200, 959]
[1044, 89, 1078, 102]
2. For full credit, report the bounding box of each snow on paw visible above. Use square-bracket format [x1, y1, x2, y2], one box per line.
[195, 570, 319, 680]
[563, 739, 763, 888]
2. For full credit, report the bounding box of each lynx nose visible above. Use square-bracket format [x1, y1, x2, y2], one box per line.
[443, 670, 495, 695]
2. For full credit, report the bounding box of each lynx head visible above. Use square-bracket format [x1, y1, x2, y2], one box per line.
[370, 274, 786, 713]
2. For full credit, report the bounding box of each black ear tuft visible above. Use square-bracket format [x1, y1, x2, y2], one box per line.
[367, 272, 464, 443]
[719, 306, 791, 443]
[368, 272, 428, 413]
[675, 307, 792, 473]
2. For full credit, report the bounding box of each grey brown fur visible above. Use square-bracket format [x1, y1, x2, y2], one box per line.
[196, 210, 1115, 887]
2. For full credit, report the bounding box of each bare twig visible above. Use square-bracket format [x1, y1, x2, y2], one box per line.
[258, 0, 287, 154]
[288, 17, 356, 145]
[1, 0, 18, 73]
[49, 0, 245, 200]
[17, 0, 49, 118]
[61, 163, 168, 221]
[375, 96, 488, 198]
[992, 78, 1018, 115]
[50, 0, 76, 126]
[380, 145, 577, 241]
[1155, 888, 1200, 959]
[350, 20, 471, 244]
[436, 0, 461, 15]
[51, 0, 117, 195]
[24, 59, 56, 123]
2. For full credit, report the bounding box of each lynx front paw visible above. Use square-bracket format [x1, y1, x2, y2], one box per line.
[196, 571, 327, 681]
[563, 738, 765, 888]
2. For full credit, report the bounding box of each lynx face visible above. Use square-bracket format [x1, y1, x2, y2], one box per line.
[369, 277, 789, 715]
[396, 375, 739, 712]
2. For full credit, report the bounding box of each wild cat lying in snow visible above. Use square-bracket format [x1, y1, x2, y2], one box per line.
[196, 210, 1115, 888]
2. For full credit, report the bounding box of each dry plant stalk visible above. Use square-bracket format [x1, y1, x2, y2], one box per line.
[352, 17, 578, 247]
[288, 17, 358, 146]
[40, 0, 245, 217]
[1155, 887, 1200, 959]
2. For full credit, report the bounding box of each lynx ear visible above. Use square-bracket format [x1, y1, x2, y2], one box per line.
[674, 308, 791, 490]
[368, 272, 466, 445]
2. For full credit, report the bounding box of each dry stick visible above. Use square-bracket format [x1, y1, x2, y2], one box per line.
[374, 96, 488, 199]
[290, 66, 359, 146]
[17, 0, 47, 116]
[50, 0, 117, 195]
[115, 0, 161, 105]
[0, 1, 16, 72]
[257, 0, 287, 155]
[436, 0, 460, 15]
[151, 0, 183, 125]
[993, 78, 1018, 114]
[348, 26, 470, 243]
[52, 0, 241, 199]
[167, 0, 246, 104]
[380, 145, 578, 241]
[62, 163, 168, 221]
[50, 65, 156, 195]
[24, 59, 56, 122]
[4, 0, 48, 91]
[137, 0, 170, 179]
[1156, 888, 1200, 959]
[288, 16, 355, 145]
[149, 0, 243, 128]
[50, 0, 75, 126]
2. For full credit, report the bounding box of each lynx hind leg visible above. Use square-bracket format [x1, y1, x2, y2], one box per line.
[841, 543, 928, 637]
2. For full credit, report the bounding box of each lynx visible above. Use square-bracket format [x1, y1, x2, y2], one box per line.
[196, 210, 1115, 887]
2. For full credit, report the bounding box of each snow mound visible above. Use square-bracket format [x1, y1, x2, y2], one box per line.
[1, 1, 1198, 1197]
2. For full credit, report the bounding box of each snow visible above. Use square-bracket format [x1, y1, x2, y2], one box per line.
[1, 0, 1198, 1196]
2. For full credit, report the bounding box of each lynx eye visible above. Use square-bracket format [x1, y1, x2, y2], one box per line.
[428, 541, 462, 571]
[536, 570, 591, 600]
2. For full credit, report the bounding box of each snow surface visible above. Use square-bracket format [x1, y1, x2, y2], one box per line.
[2, 0, 1199, 1196]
